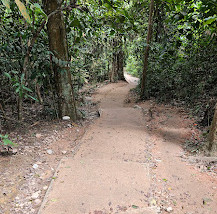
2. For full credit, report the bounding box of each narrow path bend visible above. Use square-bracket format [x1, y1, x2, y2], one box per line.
[39, 82, 157, 214]
[39, 81, 217, 214]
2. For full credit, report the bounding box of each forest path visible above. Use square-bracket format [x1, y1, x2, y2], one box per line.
[38, 81, 157, 214]
[38, 78, 217, 214]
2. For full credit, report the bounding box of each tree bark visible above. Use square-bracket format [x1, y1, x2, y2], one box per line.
[207, 103, 217, 155]
[43, 0, 77, 121]
[117, 48, 125, 80]
[140, 0, 154, 98]
[109, 37, 124, 82]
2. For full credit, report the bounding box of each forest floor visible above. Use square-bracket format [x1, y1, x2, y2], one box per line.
[0, 76, 217, 214]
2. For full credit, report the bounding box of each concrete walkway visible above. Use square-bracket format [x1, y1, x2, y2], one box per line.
[39, 82, 156, 214]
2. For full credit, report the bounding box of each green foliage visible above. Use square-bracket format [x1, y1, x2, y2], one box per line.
[125, 36, 146, 77]
[135, 0, 217, 112]
[0, 0, 216, 127]
[0, 134, 16, 147]
[145, 41, 217, 103]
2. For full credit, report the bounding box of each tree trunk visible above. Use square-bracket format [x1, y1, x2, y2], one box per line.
[117, 48, 125, 80]
[43, 0, 77, 120]
[140, 0, 154, 98]
[109, 37, 124, 82]
[207, 103, 217, 155]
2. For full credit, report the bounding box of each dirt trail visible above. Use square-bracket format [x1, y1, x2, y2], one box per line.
[39, 81, 217, 214]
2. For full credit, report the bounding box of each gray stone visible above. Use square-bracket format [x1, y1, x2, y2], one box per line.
[62, 116, 70, 120]
[47, 149, 53, 155]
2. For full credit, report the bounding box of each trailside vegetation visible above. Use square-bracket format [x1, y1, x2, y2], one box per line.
[0, 0, 216, 154]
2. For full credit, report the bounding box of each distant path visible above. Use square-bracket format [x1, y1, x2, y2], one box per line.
[124, 72, 139, 85]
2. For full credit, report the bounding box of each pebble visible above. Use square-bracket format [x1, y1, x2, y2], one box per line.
[34, 199, 41, 205]
[12, 148, 18, 154]
[166, 207, 173, 212]
[31, 192, 40, 200]
[47, 149, 53, 155]
[62, 151, 67, 154]
[134, 105, 142, 109]
[43, 186, 48, 190]
[62, 116, 70, 120]
[36, 134, 42, 138]
[30, 209, 35, 213]
[85, 96, 92, 102]
[33, 164, 39, 169]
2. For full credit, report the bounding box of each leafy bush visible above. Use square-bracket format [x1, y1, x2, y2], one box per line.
[145, 40, 217, 104]
[0, 134, 16, 148]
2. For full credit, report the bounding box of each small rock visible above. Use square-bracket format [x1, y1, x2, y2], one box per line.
[47, 149, 53, 155]
[84, 96, 92, 102]
[149, 198, 157, 206]
[62, 116, 70, 120]
[203, 198, 212, 205]
[62, 151, 67, 154]
[33, 164, 39, 169]
[36, 133, 42, 138]
[166, 207, 173, 212]
[34, 199, 41, 205]
[31, 192, 39, 200]
[43, 186, 48, 190]
[156, 207, 161, 213]
[134, 105, 142, 109]
[12, 148, 18, 154]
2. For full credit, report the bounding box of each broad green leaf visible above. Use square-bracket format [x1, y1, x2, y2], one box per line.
[15, 0, 31, 23]
[32, 3, 46, 17]
[132, 205, 139, 209]
[4, 72, 11, 79]
[1, 0, 10, 9]
[70, 19, 81, 28]
[15, 86, 20, 93]
[22, 85, 33, 92]
[203, 16, 217, 25]
[3, 138, 16, 146]
[21, 73, 25, 83]
[27, 95, 38, 102]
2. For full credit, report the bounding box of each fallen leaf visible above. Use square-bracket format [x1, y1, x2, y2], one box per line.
[132, 205, 139, 209]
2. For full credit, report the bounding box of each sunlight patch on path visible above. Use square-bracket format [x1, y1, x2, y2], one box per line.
[124, 72, 139, 85]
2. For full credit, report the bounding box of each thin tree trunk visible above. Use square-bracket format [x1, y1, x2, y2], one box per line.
[207, 103, 217, 154]
[117, 48, 125, 80]
[110, 39, 118, 82]
[35, 82, 43, 105]
[110, 37, 124, 82]
[44, 0, 77, 120]
[140, 0, 155, 98]
[17, 95, 23, 121]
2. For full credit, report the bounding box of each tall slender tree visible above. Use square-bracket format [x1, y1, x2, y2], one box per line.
[109, 36, 125, 82]
[207, 103, 217, 154]
[140, 0, 154, 98]
[43, 0, 77, 120]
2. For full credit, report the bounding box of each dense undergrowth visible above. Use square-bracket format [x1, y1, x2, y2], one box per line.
[126, 39, 217, 126]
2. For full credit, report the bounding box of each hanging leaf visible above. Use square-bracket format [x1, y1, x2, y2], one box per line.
[203, 15, 217, 26]
[15, 0, 31, 23]
[1, 0, 10, 10]
[32, 3, 46, 17]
